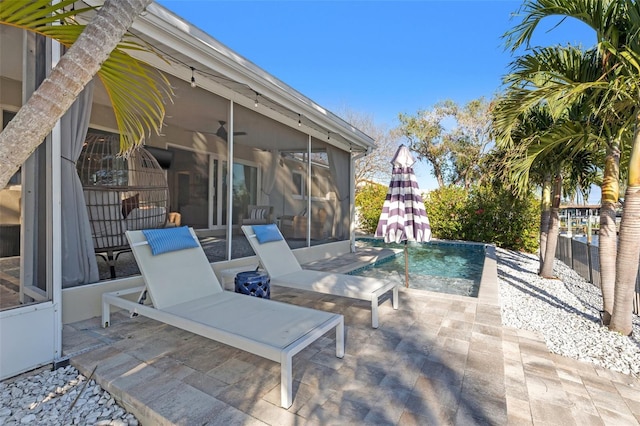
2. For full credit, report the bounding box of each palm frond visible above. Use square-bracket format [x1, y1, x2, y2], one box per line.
[0, 0, 172, 153]
[503, 0, 619, 52]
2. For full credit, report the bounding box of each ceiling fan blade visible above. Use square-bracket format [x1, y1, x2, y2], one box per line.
[216, 127, 227, 139]
[216, 121, 246, 138]
[194, 121, 246, 138]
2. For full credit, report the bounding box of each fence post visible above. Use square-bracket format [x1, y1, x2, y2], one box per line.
[570, 238, 575, 270]
[587, 238, 593, 284]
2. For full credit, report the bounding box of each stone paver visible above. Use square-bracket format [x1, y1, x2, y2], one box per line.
[63, 249, 640, 425]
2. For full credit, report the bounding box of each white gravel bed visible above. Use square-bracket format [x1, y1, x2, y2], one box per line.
[497, 247, 640, 377]
[0, 365, 138, 426]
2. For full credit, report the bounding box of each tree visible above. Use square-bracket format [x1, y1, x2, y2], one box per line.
[336, 108, 400, 187]
[498, 44, 627, 324]
[482, 143, 551, 260]
[0, 0, 167, 189]
[464, 182, 540, 253]
[398, 98, 492, 189]
[504, 0, 640, 334]
[493, 95, 602, 278]
[447, 99, 493, 188]
[398, 104, 451, 188]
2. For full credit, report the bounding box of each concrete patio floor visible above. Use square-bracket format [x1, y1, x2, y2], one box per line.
[62, 250, 640, 425]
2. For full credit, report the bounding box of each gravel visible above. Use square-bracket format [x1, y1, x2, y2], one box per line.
[0, 365, 138, 425]
[497, 247, 640, 377]
[2, 247, 639, 424]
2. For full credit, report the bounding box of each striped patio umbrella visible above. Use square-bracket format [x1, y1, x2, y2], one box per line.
[375, 144, 431, 287]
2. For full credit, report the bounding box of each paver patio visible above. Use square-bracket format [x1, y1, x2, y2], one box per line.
[62, 249, 640, 425]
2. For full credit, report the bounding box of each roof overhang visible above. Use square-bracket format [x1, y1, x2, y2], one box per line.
[82, 0, 375, 154]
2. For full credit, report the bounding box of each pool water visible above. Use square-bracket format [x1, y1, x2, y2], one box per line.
[352, 239, 486, 297]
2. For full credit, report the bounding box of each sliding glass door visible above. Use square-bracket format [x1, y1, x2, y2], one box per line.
[168, 146, 258, 229]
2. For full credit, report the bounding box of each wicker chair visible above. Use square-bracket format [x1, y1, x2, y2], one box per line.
[280, 208, 327, 240]
[77, 133, 169, 278]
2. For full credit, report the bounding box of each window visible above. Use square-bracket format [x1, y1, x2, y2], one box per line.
[291, 171, 328, 200]
[291, 171, 303, 198]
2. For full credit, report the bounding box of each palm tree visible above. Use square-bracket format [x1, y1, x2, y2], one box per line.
[492, 103, 555, 273]
[504, 0, 640, 334]
[538, 176, 552, 268]
[495, 50, 626, 318]
[0, 0, 168, 189]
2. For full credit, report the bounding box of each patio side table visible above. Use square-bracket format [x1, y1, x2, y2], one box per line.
[234, 271, 270, 299]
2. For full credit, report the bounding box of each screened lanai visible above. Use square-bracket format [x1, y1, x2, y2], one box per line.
[0, 1, 375, 315]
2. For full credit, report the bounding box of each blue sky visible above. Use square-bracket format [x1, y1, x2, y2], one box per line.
[157, 0, 598, 200]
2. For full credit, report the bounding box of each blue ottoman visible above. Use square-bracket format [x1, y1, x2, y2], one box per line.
[235, 271, 270, 299]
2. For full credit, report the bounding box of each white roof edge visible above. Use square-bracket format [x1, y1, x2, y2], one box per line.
[84, 1, 376, 151]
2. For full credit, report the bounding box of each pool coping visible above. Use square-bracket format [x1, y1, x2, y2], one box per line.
[349, 239, 499, 306]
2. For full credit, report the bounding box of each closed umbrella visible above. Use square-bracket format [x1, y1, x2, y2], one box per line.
[375, 145, 431, 287]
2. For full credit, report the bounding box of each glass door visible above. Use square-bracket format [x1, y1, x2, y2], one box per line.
[0, 31, 58, 380]
[167, 147, 209, 229]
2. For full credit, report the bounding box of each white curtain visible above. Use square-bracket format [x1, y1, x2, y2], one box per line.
[61, 82, 99, 286]
[327, 146, 350, 239]
[258, 149, 279, 205]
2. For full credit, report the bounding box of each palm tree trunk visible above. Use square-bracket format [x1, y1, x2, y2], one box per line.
[599, 141, 621, 325]
[540, 173, 562, 278]
[599, 204, 618, 324]
[0, 0, 152, 189]
[610, 122, 640, 335]
[609, 186, 640, 335]
[539, 177, 552, 272]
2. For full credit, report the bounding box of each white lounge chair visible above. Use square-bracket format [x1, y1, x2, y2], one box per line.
[101, 227, 344, 409]
[241, 225, 398, 328]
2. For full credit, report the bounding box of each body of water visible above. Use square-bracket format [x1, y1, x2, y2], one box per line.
[565, 234, 599, 246]
[352, 239, 486, 297]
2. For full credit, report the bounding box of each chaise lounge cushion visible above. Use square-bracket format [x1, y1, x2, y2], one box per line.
[253, 223, 283, 243]
[125, 206, 167, 230]
[142, 226, 199, 255]
[241, 205, 274, 225]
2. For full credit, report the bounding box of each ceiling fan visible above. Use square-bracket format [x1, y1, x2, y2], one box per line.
[213, 120, 247, 139]
[194, 121, 247, 139]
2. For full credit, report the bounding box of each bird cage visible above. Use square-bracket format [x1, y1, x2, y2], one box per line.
[77, 132, 169, 275]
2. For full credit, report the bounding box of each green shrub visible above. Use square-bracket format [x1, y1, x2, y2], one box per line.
[423, 186, 469, 240]
[463, 185, 539, 252]
[355, 183, 388, 234]
[424, 184, 539, 252]
[357, 182, 540, 253]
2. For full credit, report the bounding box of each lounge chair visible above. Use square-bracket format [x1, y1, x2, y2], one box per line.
[101, 227, 344, 409]
[241, 224, 398, 328]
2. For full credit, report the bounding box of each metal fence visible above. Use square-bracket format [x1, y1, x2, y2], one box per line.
[556, 235, 640, 315]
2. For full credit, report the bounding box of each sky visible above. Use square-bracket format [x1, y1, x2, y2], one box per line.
[156, 0, 598, 201]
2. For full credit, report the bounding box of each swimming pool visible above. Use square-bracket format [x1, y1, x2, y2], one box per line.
[351, 239, 487, 297]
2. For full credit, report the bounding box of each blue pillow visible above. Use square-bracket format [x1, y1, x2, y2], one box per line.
[142, 226, 199, 255]
[253, 224, 283, 243]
